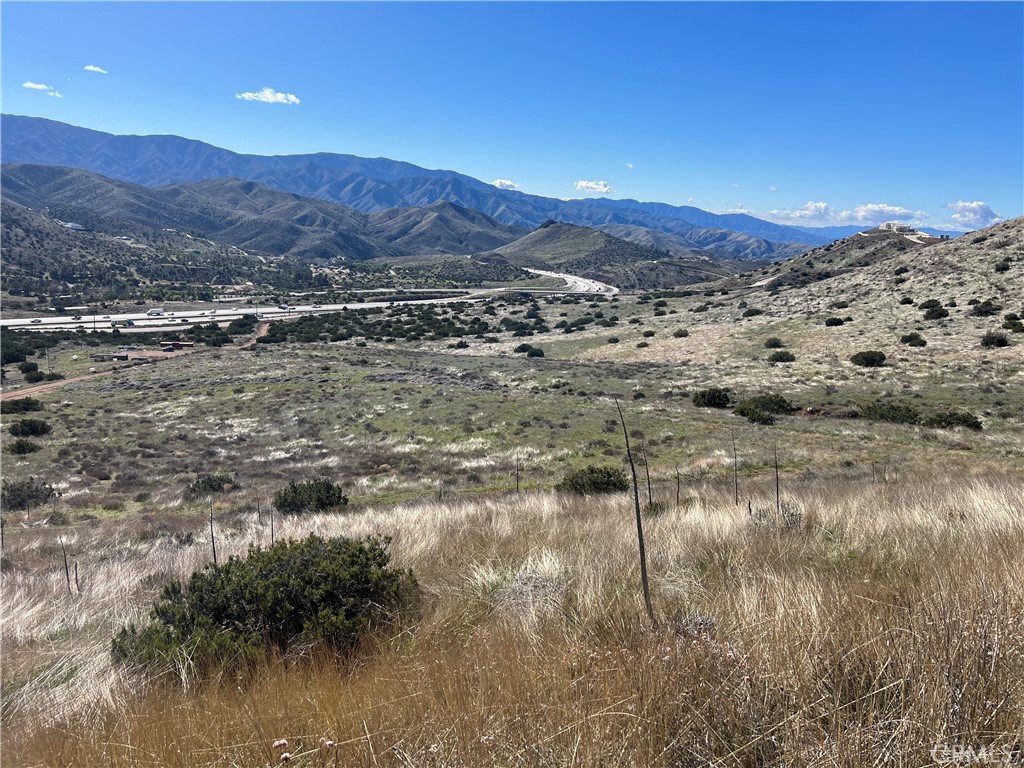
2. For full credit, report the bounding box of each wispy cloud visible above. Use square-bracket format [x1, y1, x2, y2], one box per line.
[491, 179, 519, 190]
[766, 200, 926, 227]
[625, 162, 634, 170]
[47, 90, 64, 99]
[945, 201, 1004, 230]
[84, 64, 108, 74]
[768, 185, 778, 192]
[22, 81, 51, 90]
[730, 183, 740, 189]
[575, 180, 613, 195]
[235, 87, 300, 105]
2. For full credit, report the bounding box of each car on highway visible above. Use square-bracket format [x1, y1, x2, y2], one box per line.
[73, 315, 83, 321]
[278, 303, 290, 310]
[30, 318, 42, 324]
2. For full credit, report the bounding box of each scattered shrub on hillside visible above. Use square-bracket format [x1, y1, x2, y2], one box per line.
[768, 350, 796, 363]
[607, 337, 620, 344]
[513, 343, 533, 354]
[672, 329, 689, 338]
[741, 308, 764, 317]
[971, 299, 1003, 317]
[736, 393, 796, 415]
[636, 342, 649, 349]
[900, 332, 927, 347]
[8, 419, 52, 438]
[924, 410, 983, 431]
[1, 477, 55, 510]
[994, 259, 1011, 273]
[642, 330, 656, 337]
[273, 478, 348, 515]
[526, 347, 545, 358]
[1, 398, 43, 414]
[850, 350, 886, 367]
[824, 317, 845, 327]
[7, 439, 41, 455]
[23, 371, 46, 384]
[692, 387, 731, 408]
[763, 337, 784, 349]
[899, 297, 914, 305]
[555, 465, 630, 495]
[918, 299, 943, 311]
[980, 331, 1009, 348]
[923, 307, 949, 320]
[829, 300, 850, 309]
[112, 535, 416, 677]
[1003, 313, 1024, 333]
[17, 361, 39, 374]
[187, 474, 238, 498]
[861, 400, 921, 425]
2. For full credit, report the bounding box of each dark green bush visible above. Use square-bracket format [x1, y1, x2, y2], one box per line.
[923, 307, 949, 320]
[1, 477, 55, 510]
[607, 337, 620, 344]
[824, 317, 845, 327]
[763, 337, 784, 349]
[899, 297, 914, 305]
[900, 332, 927, 347]
[112, 535, 416, 677]
[924, 411, 983, 431]
[738, 408, 775, 425]
[994, 259, 1011, 273]
[768, 350, 796, 363]
[8, 438, 41, 455]
[273, 478, 348, 515]
[861, 401, 921, 425]
[692, 387, 731, 408]
[23, 371, 46, 384]
[513, 343, 533, 353]
[741, 308, 764, 317]
[736, 393, 795, 416]
[1, 398, 43, 414]
[17, 361, 39, 374]
[672, 329, 689, 338]
[555, 465, 630, 495]
[970, 299, 1002, 317]
[525, 347, 545, 358]
[980, 331, 1009, 348]
[918, 299, 943, 311]
[8, 419, 52, 438]
[187, 474, 237, 497]
[850, 350, 886, 367]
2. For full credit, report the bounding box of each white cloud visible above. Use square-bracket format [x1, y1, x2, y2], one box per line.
[575, 180, 614, 195]
[46, 90, 64, 99]
[625, 162, 634, 170]
[768, 185, 778, 192]
[945, 201, 1004, 230]
[84, 65, 108, 74]
[22, 81, 51, 90]
[730, 183, 740, 189]
[235, 87, 300, 105]
[491, 179, 519, 190]
[766, 200, 926, 227]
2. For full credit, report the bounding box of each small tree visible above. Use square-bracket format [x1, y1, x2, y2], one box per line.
[8, 419, 52, 438]
[1, 477, 55, 510]
[692, 387, 731, 408]
[981, 331, 1009, 348]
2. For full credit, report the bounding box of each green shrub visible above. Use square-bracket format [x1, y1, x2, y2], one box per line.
[861, 401, 921, 425]
[824, 317, 845, 327]
[899, 297, 914, 305]
[850, 350, 886, 367]
[918, 299, 943, 310]
[23, 370, 46, 384]
[692, 387, 731, 408]
[555, 465, 630, 495]
[607, 337, 620, 344]
[994, 259, 1011, 273]
[738, 408, 775, 425]
[17, 361, 39, 374]
[980, 331, 1009, 348]
[112, 535, 416, 677]
[642, 330, 656, 337]
[923, 307, 949, 320]
[8, 438, 41, 455]
[829, 300, 850, 309]
[763, 337, 784, 349]
[187, 474, 237, 497]
[736, 393, 795, 416]
[273, 478, 348, 515]
[900, 332, 927, 347]
[8, 418, 52, 438]
[768, 350, 796, 363]
[513, 343, 533, 353]
[741, 308, 764, 317]
[1, 398, 43, 414]
[924, 411, 983, 431]
[1, 477, 55, 510]
[525, 347, 545, 358]
[672, 329, 689, 338]
[970, 299, 1002, 317]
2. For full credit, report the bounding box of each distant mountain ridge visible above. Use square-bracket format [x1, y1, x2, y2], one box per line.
[2, 114, 823, 260]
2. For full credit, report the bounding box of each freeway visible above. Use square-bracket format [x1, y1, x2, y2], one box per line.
[0, 270, 617, 333]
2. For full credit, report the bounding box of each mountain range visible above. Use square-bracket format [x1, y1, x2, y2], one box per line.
[3, 114, 844, 261]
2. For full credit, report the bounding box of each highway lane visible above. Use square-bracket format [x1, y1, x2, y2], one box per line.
[0, 270, 618, 333]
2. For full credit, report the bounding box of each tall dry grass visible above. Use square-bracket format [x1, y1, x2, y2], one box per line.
[3, 467, 1023, 766]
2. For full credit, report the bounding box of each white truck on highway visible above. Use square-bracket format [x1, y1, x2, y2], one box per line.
[146, 308, 165, 316]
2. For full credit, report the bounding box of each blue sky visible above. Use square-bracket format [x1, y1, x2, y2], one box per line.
[3, 1, 1021, 230]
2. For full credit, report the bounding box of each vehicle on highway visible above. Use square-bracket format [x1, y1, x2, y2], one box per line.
[146, 308, 165, 316]
[30, 318, 42, 324]
[73, 315, 82, 321]
[278, 303, 290, 310]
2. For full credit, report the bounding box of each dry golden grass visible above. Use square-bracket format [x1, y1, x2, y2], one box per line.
[3, 465, 1023, 766]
